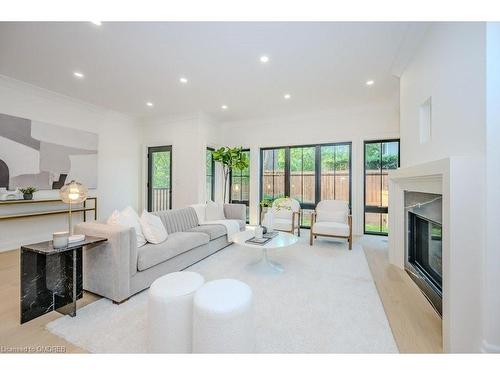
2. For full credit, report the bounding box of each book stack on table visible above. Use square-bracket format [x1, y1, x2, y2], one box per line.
[245, 231, 279, 245]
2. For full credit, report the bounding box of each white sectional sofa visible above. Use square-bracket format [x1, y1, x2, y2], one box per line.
[75, 204, 246, 303]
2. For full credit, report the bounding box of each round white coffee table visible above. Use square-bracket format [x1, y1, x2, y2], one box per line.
[232, 230, 298, 273]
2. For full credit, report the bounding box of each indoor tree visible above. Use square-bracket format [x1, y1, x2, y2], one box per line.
[212, 146, 249, 203]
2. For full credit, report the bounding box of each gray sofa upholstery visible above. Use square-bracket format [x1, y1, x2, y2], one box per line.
[75, 204, 246, 303]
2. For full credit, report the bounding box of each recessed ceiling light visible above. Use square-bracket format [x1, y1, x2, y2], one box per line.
[284, 93, 291, 100]
[179, 77, 188, 84]
[221, 105, 228, 110]
[73, 72, 84, 79]
[146, 102, 154, 107]
[259, 55, 269, 63]
[366, 80, 375, 86]
[90, 21, 102, 26]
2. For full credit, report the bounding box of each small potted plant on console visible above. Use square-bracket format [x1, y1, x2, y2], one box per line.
[19, 186, 38, 200]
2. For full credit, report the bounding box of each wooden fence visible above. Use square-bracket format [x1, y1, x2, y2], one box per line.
[263, 171, 388, 207]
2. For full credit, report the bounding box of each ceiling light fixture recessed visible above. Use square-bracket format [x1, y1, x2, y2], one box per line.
[90, 21, 102, 26]
[284, 93, 291, 100]
[366, 80, 375, 86]
[146, 102, 154, 107]
[73, 71, 84, 79]
[259, 55, 269, 63]
[179, 77, 188, 84]
[221, 105, 228, 110]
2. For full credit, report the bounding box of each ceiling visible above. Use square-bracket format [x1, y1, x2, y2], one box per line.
[0, 22, 421, 122]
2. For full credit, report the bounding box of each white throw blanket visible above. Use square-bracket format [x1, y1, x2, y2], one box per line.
[189, 204, 240, 242]
[202, 219, 240, 242]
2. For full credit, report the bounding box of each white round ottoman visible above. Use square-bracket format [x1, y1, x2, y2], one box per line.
[147, 271, 205, 353]
[193, 279, 255, 353]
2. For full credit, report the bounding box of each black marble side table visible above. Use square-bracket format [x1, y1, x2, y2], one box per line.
[20, 236, 107, 324]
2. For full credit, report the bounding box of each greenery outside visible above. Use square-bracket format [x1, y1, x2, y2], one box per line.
[152, 151, 171, 188]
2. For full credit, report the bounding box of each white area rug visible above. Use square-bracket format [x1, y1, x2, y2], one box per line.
[47, 234, 398, 353]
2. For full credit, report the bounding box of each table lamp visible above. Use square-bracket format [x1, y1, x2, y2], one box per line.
[60, 180, 88, 243]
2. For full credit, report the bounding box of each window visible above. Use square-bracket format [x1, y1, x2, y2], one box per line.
[147, 146, 172, 211]
[320, 144, 350, 202]
[230, 149, 250, 222]
[261, 148, 286, 201]
[364, 139, 400, 235]
[260, 143, 351, 228]
[206, 148, 215, 201]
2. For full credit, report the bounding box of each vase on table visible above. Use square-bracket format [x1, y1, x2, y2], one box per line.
[267, 211, 275, 232]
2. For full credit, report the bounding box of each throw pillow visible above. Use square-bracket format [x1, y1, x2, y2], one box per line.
[140, 210, 168, 244]
[107, 209, 120, 225]
[190, 203, 207, 224]
[205, 200, 225, 221]
[107, 206, 147, 247]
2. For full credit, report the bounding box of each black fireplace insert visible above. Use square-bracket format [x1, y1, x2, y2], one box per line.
[407, 211, 443, 315]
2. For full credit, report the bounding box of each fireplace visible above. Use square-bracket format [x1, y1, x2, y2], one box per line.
[405, 191, 443, 316]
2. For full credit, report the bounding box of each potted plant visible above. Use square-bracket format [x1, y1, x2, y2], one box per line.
[19, 186, 37, 200]
[212, 146, 249, 203]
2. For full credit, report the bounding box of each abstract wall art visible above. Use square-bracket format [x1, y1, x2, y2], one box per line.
[0, 113, 98, 190]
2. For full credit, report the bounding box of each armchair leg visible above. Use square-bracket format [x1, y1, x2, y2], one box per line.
[348, 236, 352, 250]
[310, 229, 314, 246]
[298, 226, 301, 237]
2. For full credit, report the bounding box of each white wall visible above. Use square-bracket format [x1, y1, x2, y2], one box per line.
[483, 22, 500, 353]
[400, 23, 486, 167]
[0, 76, 141, 252]
[140, 113, 223, 210]
[218, 101, 400, 234]
[397, 22, 489, 352]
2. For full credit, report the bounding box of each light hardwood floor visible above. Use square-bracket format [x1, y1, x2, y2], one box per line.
[1, 237, 442, 353]
[362, 236, 443, 353]
[0, 249, 99, 353]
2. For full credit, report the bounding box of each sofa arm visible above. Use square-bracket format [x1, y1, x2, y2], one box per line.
[224, 203, 246, 221]
[74, 222, 137, 303]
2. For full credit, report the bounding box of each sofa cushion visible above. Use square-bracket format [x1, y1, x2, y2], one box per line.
[137, 231, 209, 271]
[153, 207, 199, 234]
[186, 224, 227, 240]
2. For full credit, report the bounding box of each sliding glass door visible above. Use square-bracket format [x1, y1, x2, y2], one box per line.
[147, 145, 172, 212]
[260, 142, 351, 227]
[364, 139, 400, 235]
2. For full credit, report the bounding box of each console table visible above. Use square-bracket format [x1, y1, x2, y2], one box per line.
[0, 197, 97, 221]
[20, 236, 107, 324]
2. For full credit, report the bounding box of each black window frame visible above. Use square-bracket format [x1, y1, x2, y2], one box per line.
[259, 141, 352, 228]
[206, 147, 215, 202]
[363, 138, 400, 236]
[147, 145, 172, 212]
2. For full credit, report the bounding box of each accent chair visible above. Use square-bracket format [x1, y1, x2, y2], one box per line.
[310, 200, 352, 249]
[262, 197, 301, 236]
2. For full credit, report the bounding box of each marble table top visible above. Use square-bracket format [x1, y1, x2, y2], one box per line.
[21, 236, 107, 255]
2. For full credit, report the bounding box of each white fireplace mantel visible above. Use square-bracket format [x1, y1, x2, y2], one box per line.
[387, 157, 484, 353]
